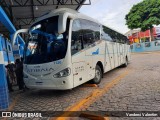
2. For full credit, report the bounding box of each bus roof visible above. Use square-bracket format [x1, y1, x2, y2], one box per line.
[32, 8, 126, 37]
[31, 8, 100, 26]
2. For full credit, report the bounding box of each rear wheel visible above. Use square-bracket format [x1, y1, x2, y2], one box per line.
[123, 57, 128, 67]
[92, 65, 102, 84]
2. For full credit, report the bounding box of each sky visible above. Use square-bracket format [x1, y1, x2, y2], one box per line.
[79, 0, 143, 34]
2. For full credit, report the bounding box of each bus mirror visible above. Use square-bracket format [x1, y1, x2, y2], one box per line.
[58, 13, 68, 34]
[58, 13, 74, 34]
[12, 29, 28, 46]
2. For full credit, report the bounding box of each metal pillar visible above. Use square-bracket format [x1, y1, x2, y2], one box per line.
[0, 7, 25, 45]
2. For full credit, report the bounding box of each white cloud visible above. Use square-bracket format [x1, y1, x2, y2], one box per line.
[80, 0, 143, 34]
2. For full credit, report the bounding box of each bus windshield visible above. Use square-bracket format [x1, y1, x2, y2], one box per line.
[24, 16, 68, 64]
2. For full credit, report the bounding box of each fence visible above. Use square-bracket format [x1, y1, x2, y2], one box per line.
[130, 40, 160, 52]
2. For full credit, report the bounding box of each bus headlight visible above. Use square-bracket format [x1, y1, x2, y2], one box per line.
[53, 68, 71, 78]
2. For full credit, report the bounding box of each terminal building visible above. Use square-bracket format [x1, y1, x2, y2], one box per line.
[125, 27, 160, 52]
[125, 27, 160, 44]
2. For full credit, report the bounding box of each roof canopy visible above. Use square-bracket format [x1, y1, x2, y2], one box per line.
[0, 0, 91, 36]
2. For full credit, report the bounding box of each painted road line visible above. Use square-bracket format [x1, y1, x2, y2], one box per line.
[8, 94, 20, 111]
[83, 84, 98, 87]
[53, 70, 130, 120]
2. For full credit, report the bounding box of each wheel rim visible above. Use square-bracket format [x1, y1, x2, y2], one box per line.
[95, 69, 101, 82]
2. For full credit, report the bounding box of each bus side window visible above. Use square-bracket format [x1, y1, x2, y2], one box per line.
[80, 19, 100, 48]
[101, 25, 113, 41]
[71, 19, 83, 55]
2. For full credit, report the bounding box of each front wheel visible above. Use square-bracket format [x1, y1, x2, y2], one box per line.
[92, 65, 102, 84]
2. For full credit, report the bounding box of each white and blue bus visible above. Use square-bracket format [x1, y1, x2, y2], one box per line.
[12, 8, 131, 90]
[0, 34, 14, 65]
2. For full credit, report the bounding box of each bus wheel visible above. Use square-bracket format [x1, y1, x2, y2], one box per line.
[123, 57, 128, 67]
[92, 65, 102, 84]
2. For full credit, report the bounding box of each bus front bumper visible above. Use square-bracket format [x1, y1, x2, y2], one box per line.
[24, 77, 73, 90]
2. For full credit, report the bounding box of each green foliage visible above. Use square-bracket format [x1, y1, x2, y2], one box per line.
[125, 0, 160, 31]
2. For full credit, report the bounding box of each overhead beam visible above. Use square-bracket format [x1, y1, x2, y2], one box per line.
[0, 7, 16, 33]
[0, 0, 18, 29]
[0, 7, 25, 45]
[31, 0, 35, 19]
[16, 18, 36, 26]
[56, 0, 61, 9]
[76, 0, 91, 10]
[1, 0, 90, 7]
[0, 0, 11, 20]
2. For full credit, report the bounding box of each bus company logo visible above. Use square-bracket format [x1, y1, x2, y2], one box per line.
[92, 48, 99, 55]
[26, 68, 54, 73]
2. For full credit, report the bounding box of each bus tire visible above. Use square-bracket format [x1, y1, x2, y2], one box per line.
[92, 65, 102, 84]
[123, 56, 128, 67]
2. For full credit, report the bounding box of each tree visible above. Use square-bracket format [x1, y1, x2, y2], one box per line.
[125, 0, 160, 41]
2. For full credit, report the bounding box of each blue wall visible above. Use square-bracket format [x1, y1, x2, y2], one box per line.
[131, 40, 160, 52]
[0, 64, 9, 110]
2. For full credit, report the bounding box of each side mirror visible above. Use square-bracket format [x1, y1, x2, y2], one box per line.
[58, 13, 74, 34]
[58, 13, 67, 34]
[12, 29, 28, 46]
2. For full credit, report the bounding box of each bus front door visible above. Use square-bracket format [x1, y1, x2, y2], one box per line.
[72, 50, 86, 87]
